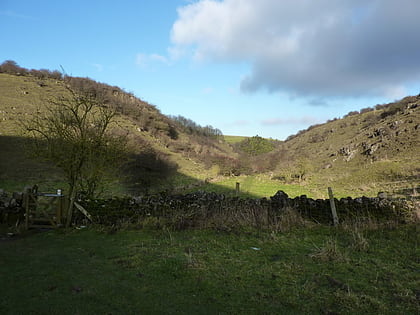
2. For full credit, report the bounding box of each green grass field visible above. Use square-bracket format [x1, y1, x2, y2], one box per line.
[197, 175, 315, 198]
[223, 135, 249, 144]
[192, 175, 370, 199]
[1, 224, 418, 314]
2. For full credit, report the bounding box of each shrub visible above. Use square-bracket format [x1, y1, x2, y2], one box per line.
[343, 110, 359, 118]
[239, 135, 275, 156]
[360, 107, 374, 114]
[170, 115, 223, 138]
[0, 60, 27, 75]
[274, 207, 308, 232]
[350, 229, 370, 252]
[310, 238, 348, 262]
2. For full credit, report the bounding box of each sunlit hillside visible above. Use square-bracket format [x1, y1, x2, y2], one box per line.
[0, 64, 419, 198]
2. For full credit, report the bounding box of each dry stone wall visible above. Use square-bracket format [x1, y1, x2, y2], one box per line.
[77, 190, 411, 228]
[0, 188, 413, 228]
[0, 189, 24, 225]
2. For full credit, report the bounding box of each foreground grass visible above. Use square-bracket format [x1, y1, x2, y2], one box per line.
[1, 224, 418, 314]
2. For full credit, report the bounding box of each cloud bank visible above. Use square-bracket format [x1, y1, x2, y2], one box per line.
[171, 0, 420, 98]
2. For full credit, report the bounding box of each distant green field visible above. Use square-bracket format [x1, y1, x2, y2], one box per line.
[188, 175, 370, 199]
[196, 175, 313, 198]
[223, 135, 248, 144]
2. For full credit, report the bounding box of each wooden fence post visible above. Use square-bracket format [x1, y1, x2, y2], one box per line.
[24, 189, 30, 230]
[235, 182, 240, 196]
[328, 187, 339, 226]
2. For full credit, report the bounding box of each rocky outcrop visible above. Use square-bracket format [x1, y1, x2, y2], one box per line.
[361, 142, 380, 156]
[338, 145, 358, 162]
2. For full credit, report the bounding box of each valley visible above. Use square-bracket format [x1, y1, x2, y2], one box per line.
[0, 68, 418, 199]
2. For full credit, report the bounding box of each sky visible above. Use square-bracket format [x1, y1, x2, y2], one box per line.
[1, 0, 420, 140]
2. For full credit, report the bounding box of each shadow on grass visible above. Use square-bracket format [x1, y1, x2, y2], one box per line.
[0, 135, 302, 199]
[0, 135, 249, 197]
[0, 136, 66, 191]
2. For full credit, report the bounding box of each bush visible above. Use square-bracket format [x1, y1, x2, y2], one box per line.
[0, 60, 27, 75]
[380, 102, 406, 119]
[360, 107, 374, 114]
[239, 135, 275, 156]
[343, 110, 359, 118]
[170, 115, 222, 138]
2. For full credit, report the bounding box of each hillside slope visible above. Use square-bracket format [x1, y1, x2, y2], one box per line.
[0, 67, 418, 198]
[0, 72, 236, 193]
[278, 96, 420, 196]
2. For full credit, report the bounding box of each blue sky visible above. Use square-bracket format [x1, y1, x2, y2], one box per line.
[1, 0, 420, 140]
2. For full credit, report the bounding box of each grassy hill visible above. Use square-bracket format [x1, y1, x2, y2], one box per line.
[0, 66, 419, 199]
[0, 72, 236, 194]
[215, 99, 419, 199]
[277, 97, 420, 197]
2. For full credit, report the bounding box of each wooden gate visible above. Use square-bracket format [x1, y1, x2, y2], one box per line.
[23, 186, 66, 229]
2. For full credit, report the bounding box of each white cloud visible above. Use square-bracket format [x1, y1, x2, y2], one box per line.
[171, 0, 420, 99]
[383, 85, 407, 100]
[261, 116, 323, 126]
[135, 54, 148, 68]
[135, 53, 170, 68]
[168, 46, 185, 60]
[149, 54, 169, 64]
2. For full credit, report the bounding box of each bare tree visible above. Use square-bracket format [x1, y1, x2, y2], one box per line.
[25, 86, 126, 226]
